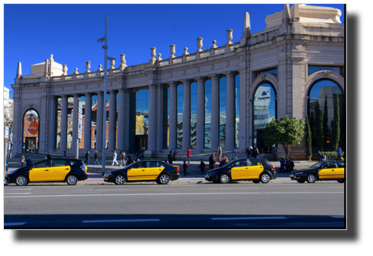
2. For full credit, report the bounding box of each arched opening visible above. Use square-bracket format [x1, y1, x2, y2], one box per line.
[308, 79, 344, 151]
[253, 82, 277, 151]
[23, 109, 40, 153]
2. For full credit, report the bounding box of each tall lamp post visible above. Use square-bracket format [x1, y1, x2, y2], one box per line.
[98, 15, 115, 176]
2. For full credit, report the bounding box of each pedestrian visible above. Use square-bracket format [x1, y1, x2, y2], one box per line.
[246, 146, 253, 159]
[126, 156, 133, 166]
[337, 147, 343, 160]
[94, 150, 100, 165]
[224, 156, 229, 165]
[168, 151, 174, 164]
[209, 154, 216, 170]
[85, 151, 91, 165]
[280, 158, 285, 173]
[26, 157, 32, 166]
[63, 151, 67, 159]
[20, 155, 26, 168]
[183, 160, 189, 176]
[253, 147, 259, 158]
[46, 154, 51, 160]
[217, 146, 222, 162]
[286, 158, 291, 173]
[172, 148, 177, 160]
[318, 151, 323, 162]
[199, 159, 206, 174]
[112, 151, 119, 166]
[187, 147, 191, 163]
[290, 159, 295, 172]
[322, 153, 327, 162]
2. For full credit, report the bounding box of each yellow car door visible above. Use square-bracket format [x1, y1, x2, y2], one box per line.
[146, 162, 165, 180]
[319, 162, 338, 180]
[50, 159, 71, 181]
[127, 161, 148, 181]
[335, 161, 345, 179]
[230, 160, 250, 180]
[248, 162, 264, 179]
[29, 160, 51, 182]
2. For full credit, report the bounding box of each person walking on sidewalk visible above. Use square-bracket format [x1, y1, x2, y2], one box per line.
[183, 161, 189, 176]
[246, 146, 253, 159]
[94, 151, 100, 165]
[209, 154, 216, 170]
[280, 158, 285, 173]
[20, 155, 26, 168]
[187, 147, 191, 163]
[168, 151, 174, 164]
[119, 151, 125, 167]
[126, 156, 134, 166]
[84, 151, 90, 165]
[112, 151, 119, 166]
[253, 148, 259, 158]
[199, 159, 206, 174]
[337, 147, 343, 160]
[217, 146, 222, 162]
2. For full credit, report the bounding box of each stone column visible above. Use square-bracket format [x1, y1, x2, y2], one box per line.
[182, 79, 191, 150]
[72, 94, 80, 152]
[225, 72, 235, 150]
[60, 95, 68, 151]
[96, 91, 103, 151]
[211, 75, 220, 150]
[238, 68, 248, 151]
[84, 93, 92, 151]
[109, 90, 117, 151]
[169, 82, 177, 151]
[196, 77, 205, 151]
[117, 89, 125, 151]
[147, 85, 158, 152]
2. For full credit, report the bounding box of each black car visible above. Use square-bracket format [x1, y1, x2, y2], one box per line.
[104, 160, 180, 185]
[205, 158, 276, 184]
[290, 161, 345, 183]
[5, 158, 88, 186]
[249, 158, 277, 179]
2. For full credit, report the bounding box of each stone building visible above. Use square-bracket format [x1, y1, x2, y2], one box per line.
[11, 4, 345, 159]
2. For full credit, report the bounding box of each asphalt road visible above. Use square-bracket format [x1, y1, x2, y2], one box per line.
[4, 182, 345, 228]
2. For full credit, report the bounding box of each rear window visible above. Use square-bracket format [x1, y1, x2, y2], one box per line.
[337, 161, 345, 167]
[66, 160, 83, 166]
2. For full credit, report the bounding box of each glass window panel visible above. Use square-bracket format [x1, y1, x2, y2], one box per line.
[190, 82, 197, 149]
[177, 84, 183, 149]
[136, 89, 149, 136]
[308, 65, 343, 76]
[219, 77, 227, 148]
[23, 109, 39, 153]
[116, 92, 118, 149]
[91, 94, 97, 149]
[55, 97, 61, 149]
[235, 74, 240, 148]
[204, 80, 212, 148]
[79, 96, 85, 149]
[162, 87, 170, 149]
[67, 97, 74, 149]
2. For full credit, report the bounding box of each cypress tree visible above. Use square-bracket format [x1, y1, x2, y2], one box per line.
[305, 116, 312, 160]
[331, 93, 340, 150]
[314, 101, 320, 149]
[318, 109, 324, 151]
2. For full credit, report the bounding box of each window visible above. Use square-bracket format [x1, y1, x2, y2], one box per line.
[233, 160, 248, 167]
[33, 161, 49, 168]
[52, 160, 68, 167]
[337, 161, 345, 167]
[308, 65, 344, 76]
[148, 162, 157, 168]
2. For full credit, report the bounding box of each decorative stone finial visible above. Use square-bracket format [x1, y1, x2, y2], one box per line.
[74, 68, 79, 75]
[120, 54, 127, 70]
[16, 62, 22, 78]
[50, 54, 54, 60]
[98, 64, 103, 71]
[157, 53, 162, 61]
[62, 64, 67, 76]
[170, 44, 176, 58]
[150, 47, 156, 64]
[197, 38, 203, 52]
[109, 58, 115, 70]
[211, 40, 217, 49]
[226, 29, 233, 45]
[44, 60, 49, 77]
[183, 47, 189, 56]
[86, 61, 91, 73]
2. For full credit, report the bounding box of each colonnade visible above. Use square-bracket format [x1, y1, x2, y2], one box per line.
[55, 69, 246, 155]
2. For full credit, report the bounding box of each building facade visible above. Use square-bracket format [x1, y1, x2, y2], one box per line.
[11, 4, 345, 159]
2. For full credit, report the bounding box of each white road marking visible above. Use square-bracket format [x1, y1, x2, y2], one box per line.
[83, 219, 160, 223]
[206, 187, 257, 189]
[4, 222, 26, 226]
[4, 193, 31, 195]
[211, 216, 287, 221]
[331, 215, 344, 218]
[4, 188, 32, 190]
[4, 191, 344, 198]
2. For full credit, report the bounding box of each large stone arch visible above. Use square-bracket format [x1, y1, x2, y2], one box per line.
[21, 105, 41, 153]
[250, 73, 279, 100]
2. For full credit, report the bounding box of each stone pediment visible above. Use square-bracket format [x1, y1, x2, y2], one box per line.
[23, 60, 63, 78]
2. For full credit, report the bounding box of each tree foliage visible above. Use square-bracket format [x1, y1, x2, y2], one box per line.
[331, 93, 340, 151]
[261, 115, 305, 159]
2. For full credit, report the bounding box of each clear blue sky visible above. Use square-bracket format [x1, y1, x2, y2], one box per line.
[4, 4, 345, 93]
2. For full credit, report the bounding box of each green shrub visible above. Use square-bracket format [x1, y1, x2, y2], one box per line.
[321, 151, 345, 160]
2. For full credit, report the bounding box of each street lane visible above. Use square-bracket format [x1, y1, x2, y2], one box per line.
[4, 183, 345, 228]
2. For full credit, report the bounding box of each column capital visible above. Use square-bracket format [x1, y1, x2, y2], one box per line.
[210, 74, 220, 80]
[97, 91, 104, 95]
[181, 79, 192, 85]
[169, 81, 178, 87]
[195, 76, 206, 82]
[109, 89, 117, 94]
[61, 95, 68, 99]
[223, 71, 237, 77]
[73, 94, 80, 98]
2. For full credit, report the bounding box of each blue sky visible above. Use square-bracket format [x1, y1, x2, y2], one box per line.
[4, 4, 345, 93]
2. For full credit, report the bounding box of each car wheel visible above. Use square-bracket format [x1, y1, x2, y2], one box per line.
[252, 180, 260, 183]
[260, 173, 271, 184]
[337, 179, 345, 183]
[307, 173, 316, 183]
[15, 175, 28, 186]
[66, 175, 78, 185]
[220, 174, 230, 184]
[115, 174, 126, 185]
[158, 174, 170, 185]
[297, 180, 305, 183]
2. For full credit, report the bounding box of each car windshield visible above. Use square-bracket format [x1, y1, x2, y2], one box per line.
[310, 162, 325, 168]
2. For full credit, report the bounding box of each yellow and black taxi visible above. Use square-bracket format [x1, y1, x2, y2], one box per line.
[205, 158, 276, 184]
[5, 158, 88, 186]
[290, 161, 345, 183]
[104, 160, 180, 185]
